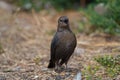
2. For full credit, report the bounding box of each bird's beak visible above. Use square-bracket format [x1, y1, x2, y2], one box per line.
[60, 22, 67, 27]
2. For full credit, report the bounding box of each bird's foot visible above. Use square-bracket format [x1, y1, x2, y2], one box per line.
[55, 66, 64, 73]
[64, 67, 72, 72]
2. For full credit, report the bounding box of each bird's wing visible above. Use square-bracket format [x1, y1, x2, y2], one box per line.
[50, 33, 59, 59]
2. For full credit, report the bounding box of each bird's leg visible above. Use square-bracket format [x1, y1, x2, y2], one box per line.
[55, 60, 64, 73]
[65, 62, 68, 69]
[55, 61, 58, 70]
[55, 61, 61, 71]
[65, 61, 71, 72]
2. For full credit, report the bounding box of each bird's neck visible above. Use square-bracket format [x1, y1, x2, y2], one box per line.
[57, 26, 71, 32]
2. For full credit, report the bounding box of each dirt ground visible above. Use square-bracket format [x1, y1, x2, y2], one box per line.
[0, 9, 120, 80]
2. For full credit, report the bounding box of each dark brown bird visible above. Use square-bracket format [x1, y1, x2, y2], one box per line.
[48, 16, 77, 69]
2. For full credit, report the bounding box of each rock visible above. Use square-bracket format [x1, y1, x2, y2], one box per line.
[74, 47, 85, 56]
[33, 75, 39, 79]
[12, 66, 21, 71]
[41, 68, 48, 71]
[55, 75, 62, 80]
[44, 2, 53, 10]
[94, 3, 107, 15]
[73, 72, 82, 80]
[0, 1, 16, 13]
[64, 72, 71, 78]
[0, 75, 6, 80]
[116, 75, 120, 80]
[22, 3, 32, 11]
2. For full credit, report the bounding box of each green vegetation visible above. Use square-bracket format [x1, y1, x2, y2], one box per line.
[12, 0, 79, 11]
[16, 0, 44, 11]
[33, 56, 41, 65]
[82, 55, 120, 79]
[95, 55, 120, 78]
[82, 65, 102, 80]
[47, 0, 79, 11]
[9, 0, 120, 34]
[83, 0, 120, 35]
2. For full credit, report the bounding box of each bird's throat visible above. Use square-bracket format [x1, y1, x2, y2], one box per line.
[57, 26, 70, 32]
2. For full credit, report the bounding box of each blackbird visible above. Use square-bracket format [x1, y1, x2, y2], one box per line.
[48, 16, 77, 70]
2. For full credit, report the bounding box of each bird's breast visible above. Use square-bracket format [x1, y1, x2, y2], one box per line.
[57, 31, 76, 48]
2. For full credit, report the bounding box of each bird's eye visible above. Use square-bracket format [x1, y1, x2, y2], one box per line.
[64, 19, 68, 23]
[60, 19, 62, 22]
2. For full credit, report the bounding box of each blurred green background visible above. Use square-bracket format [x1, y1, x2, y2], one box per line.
[6, 0, 120, 35]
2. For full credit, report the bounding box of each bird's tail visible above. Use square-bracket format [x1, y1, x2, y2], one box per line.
[48, 60, 55, 68]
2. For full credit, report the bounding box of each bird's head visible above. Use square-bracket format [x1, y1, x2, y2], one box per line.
[58, 16, 69, 28]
